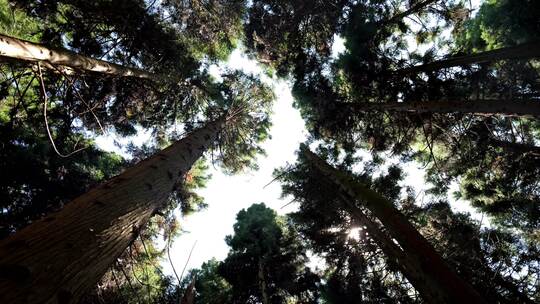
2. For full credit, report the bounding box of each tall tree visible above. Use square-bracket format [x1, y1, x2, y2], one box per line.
[0, 70, 274, 303]
[0, 117, 224, 303]
[300, 145, 486, 304]
[278, 145, 537, 303]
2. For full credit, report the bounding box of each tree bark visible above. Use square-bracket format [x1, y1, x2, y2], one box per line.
[0, 34, 156, 79]
[0, 117, 225, 304]
[341, 99, 540, 117]
[396, 41, 540, 75]
[302, 146, 487, 304]
[258, 259, 269, 304]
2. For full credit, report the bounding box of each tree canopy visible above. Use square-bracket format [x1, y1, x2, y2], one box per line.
[0, 0, 539, 303]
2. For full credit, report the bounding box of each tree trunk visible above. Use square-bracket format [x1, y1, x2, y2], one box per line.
[258, 259, 269, 304]
[396, 41, 540, 75]
[0, 117, 225, 304]
[302, 146, 487, 304]
[0, 34, 155, 79]
[337, 192, 449, 304]
[488, 138, 540, 156]
[341, 99, 540, 117]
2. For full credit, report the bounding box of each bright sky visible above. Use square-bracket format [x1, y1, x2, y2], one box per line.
[160, 47, 484, 279]
[163, 49, 309, 277]
[95, 3, 487, 278]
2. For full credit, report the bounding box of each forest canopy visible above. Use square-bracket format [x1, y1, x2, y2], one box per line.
[0, 0, 538, 303]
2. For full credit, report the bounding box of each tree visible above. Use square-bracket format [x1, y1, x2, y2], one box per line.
[219, 203, 320, 304]
[0, 68, 274, 303]
[0, 117, 224, 303]
[244, 0, 540, 247]
[176, 259, 233, 304]
[300, 146, 486, 304]
[395, 41, 540, 75]
[0, 34, 155, 79]
[278, 144, 538, 303]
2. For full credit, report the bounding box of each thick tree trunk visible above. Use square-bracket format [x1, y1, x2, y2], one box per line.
[396, 41, 540, 75]
[341, 99, 540, 117]
[302, 147, 487, 304]
[0, 34, 155, 79]
[0, 117, 225, 304]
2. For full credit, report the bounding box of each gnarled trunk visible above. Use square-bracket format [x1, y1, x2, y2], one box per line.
[0, 34, 155, 79]
[0, 117, 225, 304]
[341, 99, 540, 117]
[302, 147, 487, 304]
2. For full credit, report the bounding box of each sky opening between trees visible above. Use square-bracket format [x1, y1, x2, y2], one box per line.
[0, 0, 539, 303]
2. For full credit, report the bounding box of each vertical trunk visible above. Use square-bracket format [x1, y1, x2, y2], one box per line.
[0, 117, 225, 304]
[341, 99, 540, 117]
[302, 147, 487, 304]
[396, 41, 540, 75]
[181, 277, 197, 304]
[258, 259, 269, 304]
[0, 34, 156, 79]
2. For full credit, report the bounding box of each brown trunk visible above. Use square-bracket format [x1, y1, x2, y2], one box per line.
[342, 99, 540, 117]
[181, 276, 197, 304]
[258, 259, 269, 304]
[337, 192, 448, 303]
[0, 117, 225, 304]
[396, 41, 540, 75]
[0, 34, 156, 79]
[302, 147, 487, 304]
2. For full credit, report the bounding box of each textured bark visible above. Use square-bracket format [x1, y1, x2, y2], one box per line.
[0, 34, 155, 79]
[302, 147, 487, 304]
[341, 99, 540, 117]
[396, 41, 540, 75]
[0, 117, 225, 304]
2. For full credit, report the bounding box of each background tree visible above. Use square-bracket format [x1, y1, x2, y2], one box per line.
[218, 203, 320, 304]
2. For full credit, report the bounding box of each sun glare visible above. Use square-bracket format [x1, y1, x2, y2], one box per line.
[347, 227, 362, 241]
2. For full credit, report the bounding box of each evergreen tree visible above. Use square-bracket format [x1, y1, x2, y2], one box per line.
[277, 144, 538, 303]
[219, 203, 320, 304]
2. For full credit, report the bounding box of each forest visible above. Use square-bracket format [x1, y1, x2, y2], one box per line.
[0, 0, 538, 303]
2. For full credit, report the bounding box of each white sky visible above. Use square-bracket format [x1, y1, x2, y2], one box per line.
[160, 46, 484, 279]
[162, 49, 309, 277]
